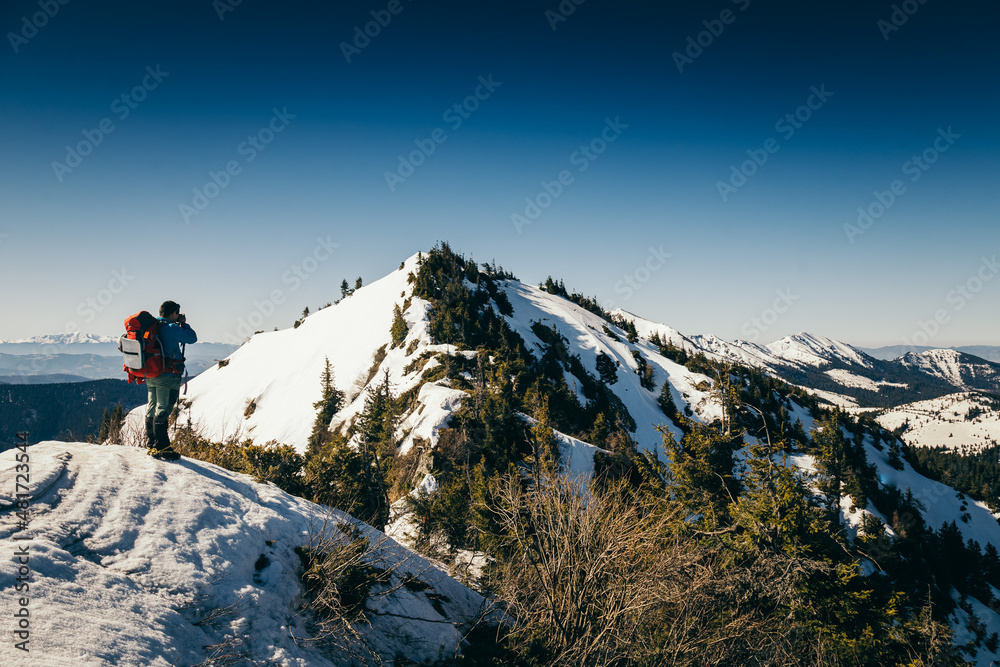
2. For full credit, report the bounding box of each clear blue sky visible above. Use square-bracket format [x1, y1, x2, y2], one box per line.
[1, 0, 997, 347]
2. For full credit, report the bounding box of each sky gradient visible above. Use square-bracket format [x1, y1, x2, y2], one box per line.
[1, 0, 998, 347]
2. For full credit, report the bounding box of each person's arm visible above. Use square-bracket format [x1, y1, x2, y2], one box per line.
[171, 321, 198, 344]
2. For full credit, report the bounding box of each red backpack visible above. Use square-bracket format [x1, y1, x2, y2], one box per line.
[119, 311, 182, 384]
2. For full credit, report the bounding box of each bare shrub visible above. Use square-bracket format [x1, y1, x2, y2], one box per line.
[293, 513, 434, 665]
[487, 472, 850, 667]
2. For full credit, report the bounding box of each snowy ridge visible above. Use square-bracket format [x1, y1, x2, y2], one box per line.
[899, 349, 1000, 393]
[0, 442, 487, 666]
[900, 350, 970, 387]
[145, 261, 723, 462]
[765, 332, 874, 369]
[620, 313, 875, 374]
[0, 333, 118, 345]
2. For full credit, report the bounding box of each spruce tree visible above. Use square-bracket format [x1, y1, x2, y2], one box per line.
[98, 404, 126, 445]
[350, 369, 397, 528]
[658, 380, 678, 419]
[307, 357, 345, 455]
[596, 352, 618, 385]
[813, 414, 848, 531]
[390, 303, 408, 347]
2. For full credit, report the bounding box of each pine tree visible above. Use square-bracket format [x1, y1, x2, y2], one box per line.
[304, 431, 376, 523]
[390, 303, 408, 347]
[355, 276, 363, 290]
[349, 369, 398, 528]
[658, 380, 678, 419]
[888, 437, 904, 470]
[660, 422, 736, 530]
[97, 404, 126, 445]
[340, 279, 350, 299]
[632, 350, 655, 390]
[528, 397, 560, 480]
[733, 438, 821, 555]
[711, 366, 741, 437]
[589, 412, 610, 448]
[813, 413, 848, 531]
[596, 352, 618, 385]
[307, 357, 345, 455]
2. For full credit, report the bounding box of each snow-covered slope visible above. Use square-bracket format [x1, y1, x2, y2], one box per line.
[502, 283, 718, 456]
[146, 254, 424, 450]
[766, 332, 874, 369]
[0, 442, 487, 666]
[875, 392, 1000, 452]
[899, 350, 1000, 394]
[146, 259, 721, 462]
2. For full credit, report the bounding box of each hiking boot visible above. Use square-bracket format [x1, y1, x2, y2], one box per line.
[148, 421, 180, 460]
[145, 417, 156, 448]
[153, 421, 172, 449]
[148, 446, 181, 461]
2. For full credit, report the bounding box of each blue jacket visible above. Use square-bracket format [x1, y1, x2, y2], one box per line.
[158, 319, 197, 370]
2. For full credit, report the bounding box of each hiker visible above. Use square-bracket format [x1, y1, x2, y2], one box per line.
[145, 300, 197, 459]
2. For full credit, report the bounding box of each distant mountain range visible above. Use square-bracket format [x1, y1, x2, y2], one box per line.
[621, 313, 1000, 409]
[0, 334, 239, 382]
[860, 344, 1000, 363]
[0, 332, 119, 345]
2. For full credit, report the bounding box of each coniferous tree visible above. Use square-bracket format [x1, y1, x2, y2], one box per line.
[350, 369, 397, 528]
[596, 352, 618, 385]
[589, 412, 610, 448]
[304, 431, 375, 522]
[888, 437, 904, 470]
[340, 279, 350, 299]
[658, 380, 678, 420]
[813, 413, 848, 531]
[307, 357, 345, 455]
[355, 276, 363, 290]
[97, 404, 126, 445]
[390, 303, 408, 347]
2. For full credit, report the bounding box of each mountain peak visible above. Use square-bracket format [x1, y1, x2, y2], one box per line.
[766, 332, 872, 368]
